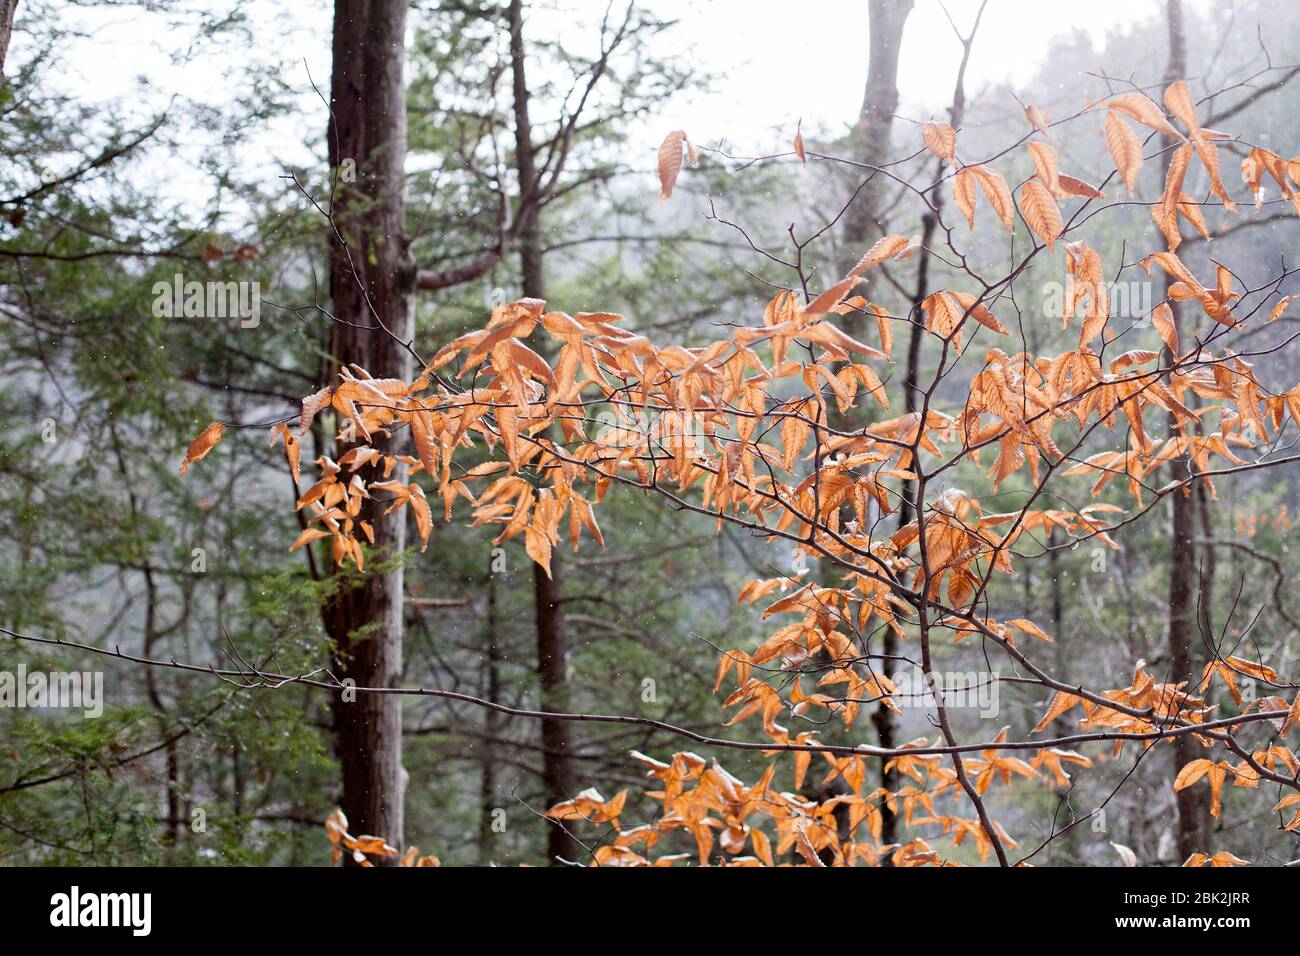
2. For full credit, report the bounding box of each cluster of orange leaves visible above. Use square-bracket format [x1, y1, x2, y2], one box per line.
[324, 809, 439, 867]
[1235, 504, 1293, 538]
[178, 78, 1300, 866]
[545, 750, 1018, 866]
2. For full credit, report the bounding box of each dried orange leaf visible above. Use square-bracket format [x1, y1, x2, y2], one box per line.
[180, 421, 224, 477]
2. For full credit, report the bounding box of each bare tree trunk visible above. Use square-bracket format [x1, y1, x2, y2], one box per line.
[323, 0, 414, 859]
[834, 0, 912, 859]
[883, 5, 985, 861]
[143, 568, 181, 844]
[478, 564, 501, 860]
[1161, 0, 1208, 861]
[1046, 528, 1079, 862]
[1195, 458, 1217, 643]
[839, 0, 913, 319]
[1168, 409, 1205, 858]
[0, 0, 17, 77]
[508, 0, 580, 865]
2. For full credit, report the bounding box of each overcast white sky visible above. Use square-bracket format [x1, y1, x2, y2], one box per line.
[49, 0, 1190, 127]
[657, 0, 1171, 137]
[33, 0, 1209, 212]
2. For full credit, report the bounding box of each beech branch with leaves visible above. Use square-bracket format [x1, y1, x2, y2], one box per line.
[112, 78, 1300, 866]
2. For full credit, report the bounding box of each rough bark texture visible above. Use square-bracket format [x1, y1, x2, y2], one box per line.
[881, 2, 987, 859]
[831, 0, 912, 858]
[323, 0, 414, 859]
[0, 0, 17, 77]
[509, 0, 580, 865]
[1046, 528, 1079, 862]
[1161, 0, 1209, 861]
[478, 567, 501, 860]
[533, 552, 579, 862]
[838, 0, 913, 311]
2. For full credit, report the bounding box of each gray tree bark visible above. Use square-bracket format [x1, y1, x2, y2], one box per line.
[0, 0, 17, 77]
[1161, 0, 1210, 862]
[323, 0, 415, 859]
[838, 0, 913, 312]
[508, 0, 581, 865]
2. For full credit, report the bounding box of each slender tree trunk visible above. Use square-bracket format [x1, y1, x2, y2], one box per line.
[142, 565, 181, 844]
[533, 552, 579, 862]
[836, 0, 912, 858]
[1195, 452, 1217, 643]
[323, 0, 414, 859]
[508, 0, 580, 865]
[478, 566, 501, 860]
[839, 0, 913, 323]
[1168, 409, 1205, 858]
[1161, 0, 1208, 861]
[110, 428, 183, 846]
[1046, 528, 1079, 862]
[0, 0, 17, 77]
[878, 201, 934, 857]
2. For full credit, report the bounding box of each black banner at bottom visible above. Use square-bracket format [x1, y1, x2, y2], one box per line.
[0, 864, 1283, 942]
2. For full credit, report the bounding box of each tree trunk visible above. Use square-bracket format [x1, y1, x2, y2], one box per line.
[323, 0, 414, 859]
[836, 0, 912, 858]
[508, 0, 580, 865]
[0, 0, 17, 77]
[1046, 528, 1079, 862]
[1195, 455, 1217, 644]
[838, 0, 913, 314]
[478, 564, 501, 860]
[880, 3, 986, 861]
[1161, 0, 1208, 862]
[1168, 413, 1205, 858]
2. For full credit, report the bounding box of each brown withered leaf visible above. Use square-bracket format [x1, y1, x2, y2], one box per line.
[970, 165, 1014, 232]
[1104, 92, 1182, 140]
[848, 234, 912, 276]
[949, 290, 1007, 335]
[953, 166, 977, 229]
[1105, 112, 1143, 195]
[873, 304, 894, 358]
[299, 386, 332, 435]
[271, 422, 302, 485]
[180, 421, 224, 477]
[1151, 301, 1179, 356]
[1006, 618, 1054, 643]
[1192, 135, 1235, 212]
[1028, 141, 1061, 196]
[658, 130, 690, 202]
[289, 528, 330, 551]
[1032, 690, 1082, 733]
[408, 484, 433, 551]
[1175, 193, 1210, 239]
[1056, 173, 1104, 199]
[1173, 758, 1229, 817]
[1019, 179, 1063, 251]
[409, 406, 439, 477]
[1024, 104, 1050, 138]
[1154, 142, 1193, 249]
[1162, 80, 1199, 135]
[922, 120, 956, 162]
